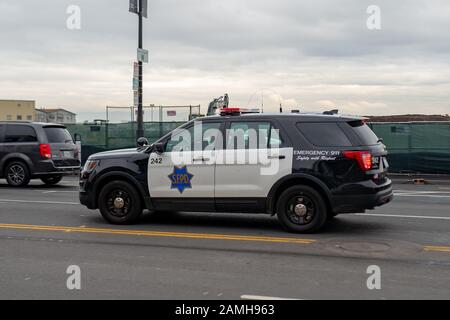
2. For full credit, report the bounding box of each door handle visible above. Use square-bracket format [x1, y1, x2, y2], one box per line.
[193, 157, 211, 162]
[268, 155, 286, 160]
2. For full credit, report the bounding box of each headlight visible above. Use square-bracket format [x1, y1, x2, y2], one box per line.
[82, 159, 100, 173]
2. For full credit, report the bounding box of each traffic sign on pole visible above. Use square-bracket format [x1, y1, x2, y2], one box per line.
[129, 0, 138, 14]
[141, 0, 148, 18]
[133, 90, 139, 107]
[133, 62, 139, 77]
[137, 48, 149, 63]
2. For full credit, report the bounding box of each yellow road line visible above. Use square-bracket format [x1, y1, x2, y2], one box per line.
[424, 246, 450, 253]
[0, 223, 315, 245]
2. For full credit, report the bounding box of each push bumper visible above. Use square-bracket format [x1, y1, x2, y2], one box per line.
[79, 191, 96, 209]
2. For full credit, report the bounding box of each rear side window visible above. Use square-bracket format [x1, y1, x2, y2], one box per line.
[297, 122, 352, 147]
[4, 125, 37, 143]
[0, 125, 4, 143]
[44, 127, 73, 143]
[347, 120, 380, 145]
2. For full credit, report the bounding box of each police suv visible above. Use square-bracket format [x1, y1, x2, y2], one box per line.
[79, 109, 393, 233]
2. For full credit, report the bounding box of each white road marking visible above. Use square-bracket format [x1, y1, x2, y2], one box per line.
[353, 213, 450, 220]
[395, 190, 450, 194]
[394, 194, 450, 198]
[0, 199, 79, 205]
[241, 294, 301, 300]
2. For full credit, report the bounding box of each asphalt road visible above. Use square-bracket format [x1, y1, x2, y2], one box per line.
[0, 177, 449, 300]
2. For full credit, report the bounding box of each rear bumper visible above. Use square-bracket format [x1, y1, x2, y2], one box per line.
[332, 179, 394, 214]
[33, 166, 80, 176]
[33, 160, 80, 176]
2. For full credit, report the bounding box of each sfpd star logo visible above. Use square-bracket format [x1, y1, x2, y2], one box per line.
[168, 166, 194, 194]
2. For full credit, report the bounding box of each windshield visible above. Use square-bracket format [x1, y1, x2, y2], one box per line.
[44, 127, 73, 143]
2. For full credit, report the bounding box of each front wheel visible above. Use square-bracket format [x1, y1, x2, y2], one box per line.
[41, 175, 63, 185]
[277, 185, 327, 233]
[98, 180, 143, 225]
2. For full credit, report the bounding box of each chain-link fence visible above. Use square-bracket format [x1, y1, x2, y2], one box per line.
[66, 121, 184, 163]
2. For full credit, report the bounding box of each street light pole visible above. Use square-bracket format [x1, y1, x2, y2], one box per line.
[136, 0, 144, 139]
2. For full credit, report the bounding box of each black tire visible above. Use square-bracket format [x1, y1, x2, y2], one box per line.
[5, 161, 31, 187]
[98, 180, 143, 225]
[276, 185, 327, 233]
[41, 175, 63, 185]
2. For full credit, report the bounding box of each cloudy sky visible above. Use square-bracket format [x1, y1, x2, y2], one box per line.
[1, 0, 449, 121]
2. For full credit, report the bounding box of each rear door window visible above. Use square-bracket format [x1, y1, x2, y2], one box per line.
[347, 120, 380, 145]
[44, 127, 73, 143]
[297, 122, 352, 147]
[4, 125, 38, 143]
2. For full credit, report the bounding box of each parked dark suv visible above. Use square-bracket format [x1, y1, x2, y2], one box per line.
[80, 111, 393, 233]
[0, 122, 80, 187]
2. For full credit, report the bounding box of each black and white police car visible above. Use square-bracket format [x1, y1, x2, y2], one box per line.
[79, 108, 393, 233]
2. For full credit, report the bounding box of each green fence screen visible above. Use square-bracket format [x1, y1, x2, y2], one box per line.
[369, 122, 450, 174]
[66, 121, 450, 174]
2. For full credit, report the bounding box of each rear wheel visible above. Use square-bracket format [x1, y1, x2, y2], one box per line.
[277, 185, 327, 233]
[98, 180, 143, 225]
[41, 175, 63, 185]
[5, 161, 30, 187]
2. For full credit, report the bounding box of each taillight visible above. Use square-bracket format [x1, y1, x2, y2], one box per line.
[343, 151, 372, 171]
[40, 144, 52, 159]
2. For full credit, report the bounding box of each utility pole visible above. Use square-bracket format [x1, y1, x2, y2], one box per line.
[130, 0, 148, 140]
[136, 0, 144, 139]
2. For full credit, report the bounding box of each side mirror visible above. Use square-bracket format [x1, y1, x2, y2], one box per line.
[74, 133, 82, 142]
[153, 141, 165, 154]
[137, 137, 149, 147]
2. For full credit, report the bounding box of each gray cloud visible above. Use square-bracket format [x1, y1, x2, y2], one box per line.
[0, 0, 449, 121]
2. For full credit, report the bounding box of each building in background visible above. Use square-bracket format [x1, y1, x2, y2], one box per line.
[0, 99, 36, 121]
[36, 108, 77, 124]
[35, 109, 47, 122]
